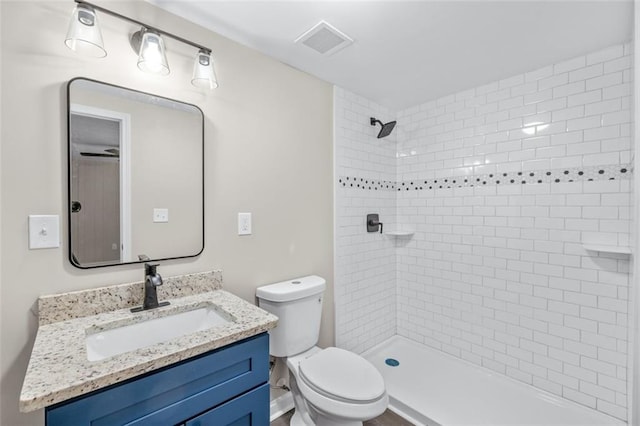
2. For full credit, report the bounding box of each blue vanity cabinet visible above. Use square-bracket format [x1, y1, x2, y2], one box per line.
[45, 333, 269, 426]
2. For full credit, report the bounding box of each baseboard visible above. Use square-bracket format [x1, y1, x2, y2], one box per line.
[270, 391, 294, 422]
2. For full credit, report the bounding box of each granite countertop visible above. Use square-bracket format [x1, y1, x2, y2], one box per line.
[19, 271, 278, 412]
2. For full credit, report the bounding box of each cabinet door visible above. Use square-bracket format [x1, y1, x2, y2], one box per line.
[46, 333, 268, 426]
[185, 383, 269, 426]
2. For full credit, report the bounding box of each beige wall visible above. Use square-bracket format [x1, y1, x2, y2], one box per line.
[0, 1, 334, 425]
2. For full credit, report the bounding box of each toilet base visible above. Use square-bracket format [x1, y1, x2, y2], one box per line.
[290, 408, 363, 426]
[290, 411, 308, 426]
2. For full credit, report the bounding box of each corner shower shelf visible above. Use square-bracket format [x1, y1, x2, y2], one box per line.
[582, 244, 631, 255]
[385, 230, 414, 237]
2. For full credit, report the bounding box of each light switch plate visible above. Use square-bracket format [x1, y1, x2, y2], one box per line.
[238, 212, 252, 235]
[29, 215, 60, 249]
[153, 208, 169, 223]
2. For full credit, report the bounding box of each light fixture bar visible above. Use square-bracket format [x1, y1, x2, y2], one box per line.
[74, 0, 211, 54]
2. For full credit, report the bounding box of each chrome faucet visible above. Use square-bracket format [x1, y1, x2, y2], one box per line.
[131, 263, 170, 312]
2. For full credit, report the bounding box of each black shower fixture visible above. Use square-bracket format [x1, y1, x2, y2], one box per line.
[370, 117, 397, 139]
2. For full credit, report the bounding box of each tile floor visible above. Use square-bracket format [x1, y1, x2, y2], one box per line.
[270, 409, 414, 426]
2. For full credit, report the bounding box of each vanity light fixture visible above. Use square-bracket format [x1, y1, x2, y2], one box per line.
[192, 50, 218, 89]
[64, 3, 106, 58]
[64, 0, 218, 89]
[132, 28, 170, 76]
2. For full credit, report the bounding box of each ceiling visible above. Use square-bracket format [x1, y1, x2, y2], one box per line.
[150, 1, 633, 110]
[71, 115, 120, 148]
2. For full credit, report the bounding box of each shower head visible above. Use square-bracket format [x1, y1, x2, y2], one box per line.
[370, 117, 397, 139]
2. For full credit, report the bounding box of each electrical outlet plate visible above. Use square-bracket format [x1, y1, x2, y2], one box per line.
[29, 215, 60, 249]
[238, 212, 252, 235]
[153, 208, 169, 223]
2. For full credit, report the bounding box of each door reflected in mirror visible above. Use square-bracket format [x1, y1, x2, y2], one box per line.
[68, 78, 204, 268]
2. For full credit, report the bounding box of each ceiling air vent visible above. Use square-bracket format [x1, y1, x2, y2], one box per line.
[295, 20, 353, 55]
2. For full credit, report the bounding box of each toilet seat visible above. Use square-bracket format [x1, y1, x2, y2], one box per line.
[299, 347, 385, 403]
[289, 347, 388, 422]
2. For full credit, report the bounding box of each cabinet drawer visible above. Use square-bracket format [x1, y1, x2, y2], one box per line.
[185, 383, 269, 426]
[46, 333, 268, 426]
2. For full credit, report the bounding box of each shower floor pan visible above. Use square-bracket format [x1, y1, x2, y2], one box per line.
[362, 335, 625, 426]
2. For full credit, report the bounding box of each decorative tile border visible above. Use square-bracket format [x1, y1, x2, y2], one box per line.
[338, 164, 631, 192]
[337, 177, 397, 191]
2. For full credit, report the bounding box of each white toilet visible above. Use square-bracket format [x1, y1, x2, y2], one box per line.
[256, 276, 388, 426]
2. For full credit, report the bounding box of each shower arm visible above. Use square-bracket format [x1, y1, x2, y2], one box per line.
[370, 118, 383, 127]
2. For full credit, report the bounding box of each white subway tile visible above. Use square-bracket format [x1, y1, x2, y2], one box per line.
[586, 72, 623, 91]
[597, 400, 627, 420]
[598, 348, 627, 367]
[555, 56, 587, 74]
[539, 73, 569, 91]
[580, 306, 617, 324]
[598, 374, 627, 393]
[566, 116, 601, 131]
[487, 88, 512, 103]
[586, 45, 624, 65]
[522, 135, 550, 149]
[536, 122, 569, 136]
[537, 98, 568, 113]
[564, 388, 597, 408]
[601, 137, 631, 153]
[476, 81, 500, 95]
[566, 194, 600, 206]
[582, 206, 618, 219]
[523, 112, 552, 127]
[580, 380, 615, 402]
[356, 44, 634, 418]
[566, 141, 600, 156]
[601, 110, 631, 126]
[455, 88, 477, 101]
[497, 117, 524, 131]
[526, 66, 554, 82]
[584, 99, 621, 116]
[553, 81, 585, 98]
[569, 63, 603, 83]
[551, 156, 582, 169]
[508, 104, 537, 118]
[499, 74, 525, 89]
[552, 106, 585, 122]
[524, 89, 554, 105]
[564, 363, 598, 384]
[603, 83, 632, 100]
[582, 152, 619, 166]
[511, 82, 538, 97]
[568, 90, 602, 107]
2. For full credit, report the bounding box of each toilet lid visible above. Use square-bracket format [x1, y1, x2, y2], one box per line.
[298, 347, 385, 402]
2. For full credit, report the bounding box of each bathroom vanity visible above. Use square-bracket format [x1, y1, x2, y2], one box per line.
[46, 334, 268, 425]
[19, 271, 277, 426]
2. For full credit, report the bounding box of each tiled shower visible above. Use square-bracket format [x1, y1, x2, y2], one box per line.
[335, 42, 633, 420]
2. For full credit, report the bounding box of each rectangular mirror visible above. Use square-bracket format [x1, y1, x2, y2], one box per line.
[68, 78, 204, 268]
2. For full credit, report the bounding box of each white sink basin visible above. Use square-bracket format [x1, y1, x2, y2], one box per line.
[86, 306, 232, 361]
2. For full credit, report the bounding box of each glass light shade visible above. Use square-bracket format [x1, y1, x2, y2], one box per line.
[137, 31, 170, 76]
[192, 50, 218, 89]
[64, 4, 106, 58]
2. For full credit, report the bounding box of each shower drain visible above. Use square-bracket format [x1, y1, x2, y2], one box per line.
[385, 358, 400, 367]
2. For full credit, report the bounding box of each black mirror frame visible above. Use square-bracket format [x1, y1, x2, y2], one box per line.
[67, 77, 205, 269]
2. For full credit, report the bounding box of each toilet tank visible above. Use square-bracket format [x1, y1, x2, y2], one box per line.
[256, 276, 326, 357]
